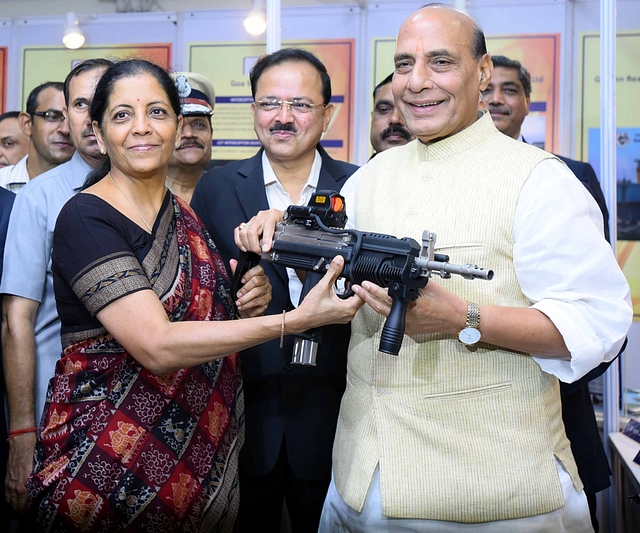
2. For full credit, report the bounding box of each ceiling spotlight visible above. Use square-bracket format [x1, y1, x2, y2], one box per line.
[62, 12, 85, 50]
[244, 0, 267, 36]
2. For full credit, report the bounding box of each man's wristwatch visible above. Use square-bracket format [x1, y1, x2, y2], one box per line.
[458, 302, 481, 345]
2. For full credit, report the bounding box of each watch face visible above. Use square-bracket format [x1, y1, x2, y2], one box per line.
[459, 327, 481, 345]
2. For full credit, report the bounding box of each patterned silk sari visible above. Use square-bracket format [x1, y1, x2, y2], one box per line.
[27, 196, 243, 533]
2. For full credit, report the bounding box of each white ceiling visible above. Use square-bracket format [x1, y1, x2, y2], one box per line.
[10, 1, 612, 20]
[0, 0, 404, 18]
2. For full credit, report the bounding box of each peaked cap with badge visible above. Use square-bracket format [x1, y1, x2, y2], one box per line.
[171, 72, 215, 116]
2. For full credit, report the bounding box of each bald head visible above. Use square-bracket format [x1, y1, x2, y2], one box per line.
[391, 4, 492, 144]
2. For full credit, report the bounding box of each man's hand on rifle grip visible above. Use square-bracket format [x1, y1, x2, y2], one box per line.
[234, 209, 284, 254]
[355, 280, 467, 336]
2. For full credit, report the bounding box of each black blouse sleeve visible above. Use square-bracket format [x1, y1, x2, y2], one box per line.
[53, 194, 152, 317]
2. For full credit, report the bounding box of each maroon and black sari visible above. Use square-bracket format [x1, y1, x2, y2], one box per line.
[27, 192, 243, 533]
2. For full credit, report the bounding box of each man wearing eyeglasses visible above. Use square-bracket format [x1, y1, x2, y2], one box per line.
[191, 48, 358, 532]
[1, 59, 112, 528]
[0, 82, 74, 192]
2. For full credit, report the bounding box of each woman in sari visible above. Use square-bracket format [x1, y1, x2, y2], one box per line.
[25, 59, 362, 532]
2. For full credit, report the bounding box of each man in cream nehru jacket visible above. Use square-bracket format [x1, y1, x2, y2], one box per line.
[238, 4, 632, 532]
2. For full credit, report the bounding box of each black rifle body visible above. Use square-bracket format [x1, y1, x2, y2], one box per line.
[232, 190, 493, 362]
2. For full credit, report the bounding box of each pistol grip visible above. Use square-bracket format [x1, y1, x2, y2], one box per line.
[232, 250, 262, 298]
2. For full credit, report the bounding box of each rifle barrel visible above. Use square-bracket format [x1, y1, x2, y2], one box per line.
[417, 259, 494, 281]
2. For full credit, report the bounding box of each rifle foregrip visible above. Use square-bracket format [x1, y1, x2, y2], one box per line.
[379, 297, 409, 355]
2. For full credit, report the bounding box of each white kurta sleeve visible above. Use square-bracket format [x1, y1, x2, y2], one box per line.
[513, 158, 632, 382]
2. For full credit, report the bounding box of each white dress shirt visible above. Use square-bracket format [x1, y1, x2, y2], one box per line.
[262, 149, 323, 307]
[0, 155, 30, 192]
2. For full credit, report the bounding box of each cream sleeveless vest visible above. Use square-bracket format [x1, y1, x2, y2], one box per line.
[333, 113, 581, 522]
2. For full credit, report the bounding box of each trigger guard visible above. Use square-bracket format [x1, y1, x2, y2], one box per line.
[335, 277, 353, 300]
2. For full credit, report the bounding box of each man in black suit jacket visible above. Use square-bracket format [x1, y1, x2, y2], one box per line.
[483, 54, 620, 532]
[191, 48, 358, 533]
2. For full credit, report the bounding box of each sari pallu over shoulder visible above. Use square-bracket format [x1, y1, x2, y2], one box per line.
[27, 195, 244, 533]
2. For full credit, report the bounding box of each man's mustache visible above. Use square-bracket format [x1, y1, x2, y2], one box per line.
[270, 122, 297, 133]
[178, 140, 206, 149]
[488, 104, 511, 116]
[381, 123, 412, 141]
[82, 127, 95, 138]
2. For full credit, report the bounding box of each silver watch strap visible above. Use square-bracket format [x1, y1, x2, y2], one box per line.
[466, 302, 480, 329]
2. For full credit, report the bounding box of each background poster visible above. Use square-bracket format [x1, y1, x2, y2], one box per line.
[371, 34, 560, 153]
[588, 127, 640, 318]
[0, 47, 6, 113]
[188, 40, 355, 162]
[579, 32, 640, 319]
[20, 44, 172, 109]
[577, 31, 640, 161]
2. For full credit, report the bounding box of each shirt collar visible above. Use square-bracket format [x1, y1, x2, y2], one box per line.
[262, 149, 322, 189]
[7, 155, 29, 180]
[415, 111, 498, 162]
[69, 151, 94, 191]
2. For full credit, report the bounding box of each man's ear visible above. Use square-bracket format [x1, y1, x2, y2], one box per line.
[18, 112, 32, 137]
[322, 103, 335, 133]
[93, 120, 106, 154]
[175, 114, 184, 146]
[478, 54, 492, 92]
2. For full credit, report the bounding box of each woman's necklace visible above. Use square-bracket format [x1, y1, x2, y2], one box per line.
[108, 173, 154, 233]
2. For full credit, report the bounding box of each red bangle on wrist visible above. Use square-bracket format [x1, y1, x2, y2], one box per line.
[7, 427, 37, 441]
